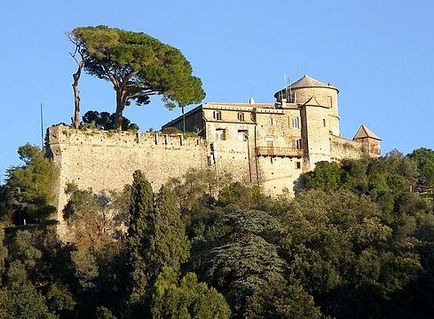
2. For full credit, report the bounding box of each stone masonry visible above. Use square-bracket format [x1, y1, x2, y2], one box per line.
[47, 75, 381, 237]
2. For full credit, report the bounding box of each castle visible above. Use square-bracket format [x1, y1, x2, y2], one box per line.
[48, 75, 380, 236]
[162, 74, 380, 189]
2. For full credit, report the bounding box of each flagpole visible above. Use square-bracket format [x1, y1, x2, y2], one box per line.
[40, 102, 44, 148]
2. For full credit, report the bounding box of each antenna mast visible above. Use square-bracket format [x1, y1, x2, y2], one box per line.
[284, 75, 291, 102]
[288, 77, 292, 102]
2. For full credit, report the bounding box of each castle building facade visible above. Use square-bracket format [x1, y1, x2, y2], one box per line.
[162, 74, 381, 192]
[48, 75, 380, 237]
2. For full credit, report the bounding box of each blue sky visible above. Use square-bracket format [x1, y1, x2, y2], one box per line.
[1, 0, 433, 181]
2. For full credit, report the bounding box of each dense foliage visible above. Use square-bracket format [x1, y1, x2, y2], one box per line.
[0, 147, 433, 318]
[71, 26, 205, 129]
[82, 110, 139, 131]
[408, 147, 434, 191]
[152, 267, 230, 319]
[0, 144, 58, 224]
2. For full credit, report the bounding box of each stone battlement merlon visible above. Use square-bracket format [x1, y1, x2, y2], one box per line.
[48, 125, 205, 149]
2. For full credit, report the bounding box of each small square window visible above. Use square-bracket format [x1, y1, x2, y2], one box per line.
[216, 129, 226, 140]
[237, 130, 248, 141]
[268, 117, 274, 126]
[296, 162, 301, 169]
[237, 112, 245, 122]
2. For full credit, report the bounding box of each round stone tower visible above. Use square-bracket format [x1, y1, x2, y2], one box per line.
[274, 75, 340, 167]
[284, 75, 340, 136]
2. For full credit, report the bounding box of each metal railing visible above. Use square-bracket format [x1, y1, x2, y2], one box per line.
[256, 146, 304, 157]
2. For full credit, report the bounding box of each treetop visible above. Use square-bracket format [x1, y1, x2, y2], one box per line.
[71, 25, 205, 108]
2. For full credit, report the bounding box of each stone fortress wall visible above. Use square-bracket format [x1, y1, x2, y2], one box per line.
[47, 75, 381, 237]
[330, 135, 368, 161]
[48, 124, 373, 237]
[47, 125, 253, 237]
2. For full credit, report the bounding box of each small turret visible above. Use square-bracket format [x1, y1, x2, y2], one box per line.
[353, 124, 381, 156]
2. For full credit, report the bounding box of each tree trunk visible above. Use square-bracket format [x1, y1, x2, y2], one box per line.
[71, 62, 83, 129]
[115, 110, 124, 131]
[115, 89, 126, 130]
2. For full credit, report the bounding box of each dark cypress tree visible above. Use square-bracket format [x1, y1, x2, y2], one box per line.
[126, 173, 190, 316]
[151, 185, 190, 275]
[126, 170, 155, 304]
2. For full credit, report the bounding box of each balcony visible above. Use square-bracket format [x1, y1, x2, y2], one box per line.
[256, 146, 304, 157]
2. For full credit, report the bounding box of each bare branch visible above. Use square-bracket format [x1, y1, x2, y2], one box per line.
[127, 91, 158, 100]
[69, 52, 81, 66]
[66, 31, 86, 65]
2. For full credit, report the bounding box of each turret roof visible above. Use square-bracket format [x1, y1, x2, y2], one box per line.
[274, 75, 338, 99]
[290, 75, 328, 89]
[353, 124, 381, 140]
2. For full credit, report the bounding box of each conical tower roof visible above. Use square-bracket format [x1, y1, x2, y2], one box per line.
[290, 75, 328, 89]
[353, 124, 381, 140]
[274, 75, 338, 100]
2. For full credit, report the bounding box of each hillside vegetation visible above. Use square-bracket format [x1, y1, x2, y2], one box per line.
[0, 145, 433, 318]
